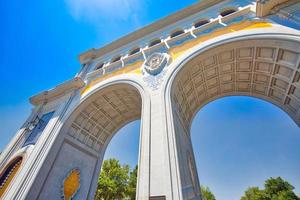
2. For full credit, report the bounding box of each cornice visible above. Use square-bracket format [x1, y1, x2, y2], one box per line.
[29, 77, 85, 106]
[78, 0, 224, 64]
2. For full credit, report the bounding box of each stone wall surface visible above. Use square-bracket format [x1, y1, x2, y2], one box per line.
[0, 0, 300, 199]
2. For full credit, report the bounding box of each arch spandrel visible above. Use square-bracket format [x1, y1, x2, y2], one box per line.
[169, 38, 300, 130]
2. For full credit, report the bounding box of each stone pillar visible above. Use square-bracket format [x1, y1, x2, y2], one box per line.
[148, 90, 173, 199]
[136, 90, 151, 199]
[136, 88, 174, 200]
[170, 109, 202, 200]
[138, 87, 199, 200]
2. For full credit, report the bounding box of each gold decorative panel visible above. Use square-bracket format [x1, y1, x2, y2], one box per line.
[62, 168, 80, 200]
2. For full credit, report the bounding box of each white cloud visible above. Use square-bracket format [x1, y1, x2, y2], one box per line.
[65, 0, 144, 22]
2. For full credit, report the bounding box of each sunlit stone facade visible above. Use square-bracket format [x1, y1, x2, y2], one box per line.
[0, 0, 300, 199]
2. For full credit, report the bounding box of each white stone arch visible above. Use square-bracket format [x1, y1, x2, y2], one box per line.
[58, 76, 151, 199]
[165, 28, 300, 126]
[162, 28, 300, 199]
[55, 77, 150, 200]
[60, 76, 149, 157]
[7, 76, 151, 200]
[0, 149, 28, 199]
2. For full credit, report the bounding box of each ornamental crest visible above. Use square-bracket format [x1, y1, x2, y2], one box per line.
[142, 52, 171, 90]
[143, 53, 170, 75]
[61, 168, 80, 200]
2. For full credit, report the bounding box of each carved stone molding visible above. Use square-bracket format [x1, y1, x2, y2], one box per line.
[30, 77, 85, 106]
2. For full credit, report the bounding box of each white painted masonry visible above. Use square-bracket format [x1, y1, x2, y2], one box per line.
[0, 0, 300, 199]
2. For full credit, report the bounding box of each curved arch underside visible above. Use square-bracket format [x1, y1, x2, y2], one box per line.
[67, 84, 142, 152]
[0, 156, 23, 198]
[171, 39, 300, 130]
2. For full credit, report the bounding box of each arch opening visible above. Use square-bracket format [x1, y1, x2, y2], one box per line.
[170, 38, 300, 130]
[220, 7, 237, 17]
[0, 156, 23, 198]
[189, 96, 300, 200]
[111, 55, 122, 63]
[170, 29, 185, 38]
[95, 62, 104, 70]
[38, 83, 143, 200]
[129, 47, 141, 56]
[149, 38, 161, 47]
[96, 120, 141, 199]
[69, 83, 142, 199]
[194, 19, 210, 28]
[168, 37, 300, 199]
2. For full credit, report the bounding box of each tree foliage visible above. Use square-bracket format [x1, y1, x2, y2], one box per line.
[241, 187, 269, 200]
[95, 158, 138, 200]
[96, 160, 299, 200]
[241, 177, 299, 200]
[201, 186, 216, 200]
[127, 165, 138, 200]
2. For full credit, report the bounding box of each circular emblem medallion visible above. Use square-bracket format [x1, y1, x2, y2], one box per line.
[143, 53, 170, 75]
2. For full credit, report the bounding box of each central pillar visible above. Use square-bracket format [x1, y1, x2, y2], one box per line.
[137, 88, 183, 200]
[136, 79, 203, 200]
[149, 90, 172, 198]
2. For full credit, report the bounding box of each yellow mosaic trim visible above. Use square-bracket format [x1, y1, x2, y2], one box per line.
[242, 21, 272, 30]
[81, 60, 143, 95]
[0, 158, 22, 198]
[169, 21, 272, 60]
[63, 169, 80, 200]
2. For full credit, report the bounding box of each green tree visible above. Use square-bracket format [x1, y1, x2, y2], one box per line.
[201, 186, 216, 200]
[264, 177, 295, 198]
[241, 177, 299, 200]
[127, 165, 138, 200]
[274, 191, 300, 200]
[241, 187, 269, 200]
[96, 158, 130, 200]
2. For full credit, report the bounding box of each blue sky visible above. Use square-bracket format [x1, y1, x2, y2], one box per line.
[1, 0, 299, 199]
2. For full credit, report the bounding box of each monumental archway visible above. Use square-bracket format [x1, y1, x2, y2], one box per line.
[165, 36, 300, 199]
[1, 1, 300, 200]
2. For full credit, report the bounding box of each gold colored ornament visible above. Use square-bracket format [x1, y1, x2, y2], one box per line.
[62, 168, 80, 200]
